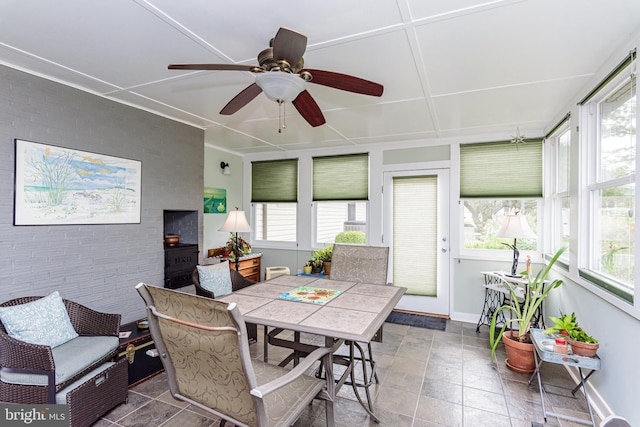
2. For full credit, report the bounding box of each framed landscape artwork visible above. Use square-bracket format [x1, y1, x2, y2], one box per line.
[14, 139, 142, 225]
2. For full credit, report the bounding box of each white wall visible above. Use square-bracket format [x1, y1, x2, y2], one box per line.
[202, 143, 244, 260]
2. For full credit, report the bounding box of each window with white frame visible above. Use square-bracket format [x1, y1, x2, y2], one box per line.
[579, 54, 636, 302]
[544, 115, 571, 264]
[313, 154, 369, 247]
[251, 159, 298, 243]
[460, 140, 542, 253]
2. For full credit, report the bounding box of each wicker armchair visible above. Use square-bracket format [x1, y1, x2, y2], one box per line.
[0, 296, 128, 426]
[192, 267, 258, 342]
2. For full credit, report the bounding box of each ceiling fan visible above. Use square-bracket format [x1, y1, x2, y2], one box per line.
[168, 27, 384, 129]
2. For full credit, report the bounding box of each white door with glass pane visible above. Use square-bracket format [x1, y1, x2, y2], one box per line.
[383, 169, 450, 315]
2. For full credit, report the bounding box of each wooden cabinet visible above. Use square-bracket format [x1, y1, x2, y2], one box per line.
[164, 244, 198, 289]
[228, 253, 262, 282]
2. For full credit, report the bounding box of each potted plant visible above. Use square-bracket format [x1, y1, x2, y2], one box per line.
[567, 328, 599, 357]
[544, 311, 578, 337]
[489, 246, 568, 373]
[312, 244, 333, 275]
[543, 311, 599, 357]
[303, 260, 313, 274]
[311, 259, 324, 274]
[225, 232, 251, 259]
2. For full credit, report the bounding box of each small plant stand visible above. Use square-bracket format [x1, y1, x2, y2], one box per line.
[528, 328, 601, 426]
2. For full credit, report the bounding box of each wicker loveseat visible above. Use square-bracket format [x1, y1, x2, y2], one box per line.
[0, 294, 128, 427]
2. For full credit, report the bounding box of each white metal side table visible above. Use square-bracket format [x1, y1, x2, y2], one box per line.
[476, 272, 545, 332]
[528, 328, 601, 426]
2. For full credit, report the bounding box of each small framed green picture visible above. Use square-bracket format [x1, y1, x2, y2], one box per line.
[204, 187, 226, 214]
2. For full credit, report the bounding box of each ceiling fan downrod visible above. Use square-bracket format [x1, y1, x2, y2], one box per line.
[278, 99, 287, 133]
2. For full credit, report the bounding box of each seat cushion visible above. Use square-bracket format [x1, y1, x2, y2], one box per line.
[0, 336, 118, 386]
[0, 291, 78, 348]
[197, 261, 232, 297]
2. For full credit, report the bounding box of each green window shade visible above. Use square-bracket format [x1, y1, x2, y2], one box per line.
[313, 154, 369, 201]
[393, 175, 438, 296]
[460, 140, 543, 198]
[251, 159, 298, 202]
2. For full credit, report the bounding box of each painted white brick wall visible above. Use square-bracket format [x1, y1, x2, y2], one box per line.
[0, 65, 204, 323]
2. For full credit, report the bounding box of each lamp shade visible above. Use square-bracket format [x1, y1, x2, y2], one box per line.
[496, 214, 536, 239]
[255, 72, 306, 102]
[219, 209, 252, 233]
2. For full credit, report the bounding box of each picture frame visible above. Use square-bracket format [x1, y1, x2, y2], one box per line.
[204, 187, 227, 214]
[14, 139, 142, 225]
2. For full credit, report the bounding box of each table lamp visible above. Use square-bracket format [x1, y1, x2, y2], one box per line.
[219, 207, 252, 271]
[496, 213, 536, 277]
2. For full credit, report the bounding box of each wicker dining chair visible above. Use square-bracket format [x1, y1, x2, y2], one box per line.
[136, 283, 340, 427]
[192, 265, 258, 342]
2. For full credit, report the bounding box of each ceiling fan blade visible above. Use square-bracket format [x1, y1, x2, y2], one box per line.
[272, 28, 307, 67]
[292, 90, 326, 127]
[220, 83, 263, 115]
[302, 69, 384, 97]
[168, 64, 257, 72]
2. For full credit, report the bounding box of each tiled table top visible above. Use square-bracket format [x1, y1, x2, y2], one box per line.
[218, 275, 406, 343]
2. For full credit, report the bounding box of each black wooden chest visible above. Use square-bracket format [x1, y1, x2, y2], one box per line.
[118, 320, 164, 387]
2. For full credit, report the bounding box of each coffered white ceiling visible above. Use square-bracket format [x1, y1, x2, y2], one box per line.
[1, 0, 639, 154]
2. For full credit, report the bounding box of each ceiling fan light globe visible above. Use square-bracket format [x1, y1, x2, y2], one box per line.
[255, 72, 306, 102]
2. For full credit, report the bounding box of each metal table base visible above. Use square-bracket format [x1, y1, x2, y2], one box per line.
[528, 328, 600, 427]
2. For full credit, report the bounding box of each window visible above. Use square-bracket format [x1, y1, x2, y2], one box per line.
[460, 140, 542, 253]
[544, 115, 571, 264]
[313, 154, 369, 246]
[315, 201, 367, 246]
[251, 159, 298, 243]
[580, 56, 636, 302]
[463, 199, 538, 251]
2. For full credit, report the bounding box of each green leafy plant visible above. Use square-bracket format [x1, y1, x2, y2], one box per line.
[312, 244, 333, 263]
[489, 246, 568, 360]
[569, 328, 598, 344]
[544, 311, 578, 336]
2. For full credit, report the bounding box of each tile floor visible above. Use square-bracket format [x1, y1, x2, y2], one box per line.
[94, 320, 599, 427]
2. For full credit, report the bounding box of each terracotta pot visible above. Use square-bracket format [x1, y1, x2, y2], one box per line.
[323, 261, 331, 276]
[164, 234, 180, 246]
[567, 338, 599, 357]
[502, 330, 536, 373]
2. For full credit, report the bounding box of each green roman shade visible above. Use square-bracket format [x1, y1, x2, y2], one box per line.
[251, 159, 298, 203]
[460, 140, 543, 198]
[313, 153, 369, 201]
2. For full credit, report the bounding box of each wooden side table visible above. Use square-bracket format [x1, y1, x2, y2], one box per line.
[528, 328, 600, 426]
[227, 253, 262, 282]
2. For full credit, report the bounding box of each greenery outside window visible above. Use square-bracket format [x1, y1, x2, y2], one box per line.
[580, 64, 635, 302]
[251, 159, 298, 243]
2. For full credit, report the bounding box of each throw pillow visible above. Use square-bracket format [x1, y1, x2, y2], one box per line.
[0, 291, 79, 348]
[197, 261, 233, 297]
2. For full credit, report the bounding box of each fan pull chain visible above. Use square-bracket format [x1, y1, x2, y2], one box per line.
[278, 100, 287, 133]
